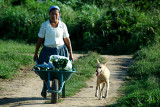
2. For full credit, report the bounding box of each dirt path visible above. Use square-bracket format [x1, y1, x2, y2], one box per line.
[0, 54, 132, 107]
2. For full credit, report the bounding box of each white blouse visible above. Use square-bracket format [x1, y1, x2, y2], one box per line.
[38, 20, 69, 47]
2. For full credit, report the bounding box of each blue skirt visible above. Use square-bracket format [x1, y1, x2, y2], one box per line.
[38, 45, 69, 64]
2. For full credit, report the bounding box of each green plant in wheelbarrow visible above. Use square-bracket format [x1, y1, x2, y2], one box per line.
[49, 55, 72, 71]
[50, 57, 68, 70]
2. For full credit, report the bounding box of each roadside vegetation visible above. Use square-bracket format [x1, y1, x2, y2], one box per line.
[0, 0, 160, 106]
[114, 42, 160, 106]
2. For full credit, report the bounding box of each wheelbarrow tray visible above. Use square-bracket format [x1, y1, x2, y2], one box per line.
[34, 68, 76, 81]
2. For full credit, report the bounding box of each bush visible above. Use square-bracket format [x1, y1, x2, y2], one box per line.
[82, 8, 138, 54]
[126, 0, 160, 11]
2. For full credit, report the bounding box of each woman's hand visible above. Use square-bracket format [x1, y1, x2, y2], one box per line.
[63, 38, 74, 61]
[33, 37, 44, 62]
[33, 54, 38, 61]
[69, 52, 74, 62]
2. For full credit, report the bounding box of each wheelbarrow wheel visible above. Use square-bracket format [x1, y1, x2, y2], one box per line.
[51, 79, 59, 104]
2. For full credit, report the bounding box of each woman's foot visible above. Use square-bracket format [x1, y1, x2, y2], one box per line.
[41, 91, 47, 98]
[41, 81, 47, 98]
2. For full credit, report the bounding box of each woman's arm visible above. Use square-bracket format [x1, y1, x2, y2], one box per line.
[33, 37, 44, 61]
[64, 37, 74, 61]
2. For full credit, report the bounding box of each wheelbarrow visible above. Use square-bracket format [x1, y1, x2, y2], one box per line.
[33, 67, 76, 104]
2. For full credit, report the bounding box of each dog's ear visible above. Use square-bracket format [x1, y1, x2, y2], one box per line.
[104, 60, 107, 66]
[97, 59, 100, 63]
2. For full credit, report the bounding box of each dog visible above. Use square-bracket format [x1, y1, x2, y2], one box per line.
[95, 59, 110, 100]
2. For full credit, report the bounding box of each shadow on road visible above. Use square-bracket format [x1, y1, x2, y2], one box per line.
[0, 97, 49, 106]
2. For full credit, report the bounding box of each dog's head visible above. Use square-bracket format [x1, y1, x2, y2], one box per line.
[96, 59, 107, 76]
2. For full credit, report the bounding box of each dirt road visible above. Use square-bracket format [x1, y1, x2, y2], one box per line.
[0, 54, 132, 107]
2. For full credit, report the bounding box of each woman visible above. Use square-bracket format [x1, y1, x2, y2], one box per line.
[33, 6, 74, 98]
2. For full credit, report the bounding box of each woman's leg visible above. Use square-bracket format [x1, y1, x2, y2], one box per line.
[41, 81, 47, 98]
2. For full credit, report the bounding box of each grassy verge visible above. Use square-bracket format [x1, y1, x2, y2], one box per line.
[114, 43, 160, 106]
[0, 40, 35, 79]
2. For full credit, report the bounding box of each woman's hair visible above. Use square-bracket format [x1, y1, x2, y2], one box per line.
[49, 6, 60, 14]
[49, 8, 60, 14]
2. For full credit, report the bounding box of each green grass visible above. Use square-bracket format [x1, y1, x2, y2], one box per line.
[113, 43, 160, 106]
[0, 40, 35, 79]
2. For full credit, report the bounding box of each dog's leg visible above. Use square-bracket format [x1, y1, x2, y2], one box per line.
[104, 79, 109, 98]
[100, 83, 105, 99]
[95, 86, 98, 97]
[95, 79, 99, 97]
[98, 84, 102, 100]
[102, 83, 106, 98]
[98, 83, 105, 100]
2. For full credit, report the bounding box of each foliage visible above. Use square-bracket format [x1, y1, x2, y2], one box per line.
[0, 0, 160, 54]
[126, 0, 160, 11]
[50, 57, 68, 70]
[90, 8, 138, 54]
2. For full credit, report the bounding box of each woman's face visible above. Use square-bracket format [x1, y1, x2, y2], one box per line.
[49, 9, 60, 22]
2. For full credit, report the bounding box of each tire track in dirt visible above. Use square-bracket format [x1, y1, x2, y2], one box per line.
[0, 54, 132, 107]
